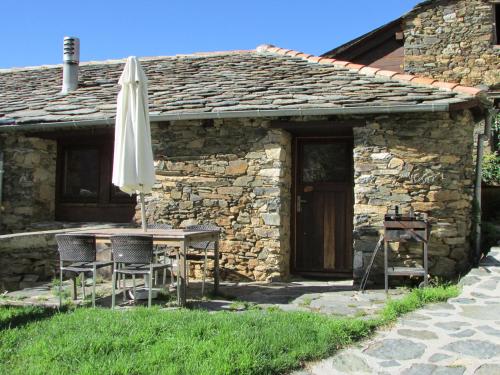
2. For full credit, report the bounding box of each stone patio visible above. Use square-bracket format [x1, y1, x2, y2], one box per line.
[0, 275, 406, 318]
[293, 247, 500, 375]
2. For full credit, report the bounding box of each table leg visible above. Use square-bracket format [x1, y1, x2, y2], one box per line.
[384, 240, 389, 294]
[72, 276, 77, 300]
[423, 240, 429, 287]
[213, 236, 220, 295]
[178, 241, 187, 307]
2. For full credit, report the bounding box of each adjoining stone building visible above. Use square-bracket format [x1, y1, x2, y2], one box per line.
[323, 0, 500, 98]
[0, 44, 488, 289]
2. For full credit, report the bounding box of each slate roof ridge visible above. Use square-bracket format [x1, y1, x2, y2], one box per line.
[0, 49, 255, 74]
[256, 44, 483, 97]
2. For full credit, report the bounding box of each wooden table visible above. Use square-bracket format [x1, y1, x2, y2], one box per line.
[71, 228, 220, 306]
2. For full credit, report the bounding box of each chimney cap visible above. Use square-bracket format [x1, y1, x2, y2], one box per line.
[63, 36, 80, 64]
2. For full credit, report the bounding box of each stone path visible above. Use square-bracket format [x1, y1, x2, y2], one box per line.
[295, 247, 500, 375]
[1, 276, 406, 318]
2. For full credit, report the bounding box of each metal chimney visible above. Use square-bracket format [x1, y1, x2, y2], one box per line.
[61, 36, 80, 94]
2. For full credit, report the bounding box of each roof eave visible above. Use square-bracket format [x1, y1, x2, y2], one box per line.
[0, 101, 478, 133]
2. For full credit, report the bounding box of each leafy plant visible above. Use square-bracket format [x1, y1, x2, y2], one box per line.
[482, 152, 500, 185]
[482, 112, 500, 185]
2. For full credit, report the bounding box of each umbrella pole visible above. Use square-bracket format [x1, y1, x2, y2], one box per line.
[140, 192, 147, 232]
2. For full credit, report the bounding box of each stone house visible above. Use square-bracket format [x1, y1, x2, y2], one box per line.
[0, 43, 489, 289]
[324, 0, 500, 256]
[323, 0, 499, 101]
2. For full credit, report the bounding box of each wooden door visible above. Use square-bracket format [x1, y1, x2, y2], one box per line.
[294, 138, 353, 276]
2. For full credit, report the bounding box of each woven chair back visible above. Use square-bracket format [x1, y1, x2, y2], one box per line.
[111, 235, 153, 264]
[56, 234, 96, 262]
[147, 224, 173, 230]
[185, 224, 220, 250]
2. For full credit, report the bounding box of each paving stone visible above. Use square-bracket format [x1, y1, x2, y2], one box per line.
[477, 325, 500, 337]
[470, 292, 494, 299]
[428, 312, 453, 317]
[474, 364, 500, 375]
[400, 319, 429, 328]
[398, 329, 438, 340]
[433, 366, 465, 375]
[435, 321, 471, 331]
[329, 352, 372, 373]
[460, 305, 500, 320]
[363, 339, 426, 360]
[379, 360, 400, 367]
[405, 312, 430, 320]
[442, 340, 500, 359]
[402, 364, 436, 375]
[402, 364, 465, 375]
[477, 279, 498, 290]
[449, 329, 476, 338]
[459, 276, 481, 286]
[426, 303, 455, 311]
[428, 353, 452, 363]
[449, 298, 475, 305]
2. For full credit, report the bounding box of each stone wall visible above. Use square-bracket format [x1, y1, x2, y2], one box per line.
[0, 134, 56, 234]
[403, 0, 500, 87]
[353, 111, 477, 281]
[0, 232, 58, 292]
[147, 118, 292, 281]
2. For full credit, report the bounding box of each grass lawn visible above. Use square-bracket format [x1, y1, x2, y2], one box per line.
[0, 285, 458, 375]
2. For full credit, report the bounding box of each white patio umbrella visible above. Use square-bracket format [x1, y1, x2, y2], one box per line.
[112, 56, 155, 232]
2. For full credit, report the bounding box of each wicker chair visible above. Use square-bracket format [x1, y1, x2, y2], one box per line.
[184, 224, 220, 297]
[55, 234, 112, 308]
[110, 235, 170, 308]
[147, 223, 176, 287]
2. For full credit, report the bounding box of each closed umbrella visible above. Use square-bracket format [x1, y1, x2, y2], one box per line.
[112, 56, 155, 231]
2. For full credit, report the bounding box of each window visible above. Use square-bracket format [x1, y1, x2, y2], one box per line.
[56, 136, 136, 222]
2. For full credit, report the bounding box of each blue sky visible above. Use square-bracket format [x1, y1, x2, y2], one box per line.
[0, 0, 421, 69]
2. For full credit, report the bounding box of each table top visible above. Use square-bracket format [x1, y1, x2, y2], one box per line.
[71, 227, 219, 240]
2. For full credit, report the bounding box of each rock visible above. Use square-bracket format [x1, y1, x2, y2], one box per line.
[330, 352, 372, 373]
[402, 364, 465, 375]
[397, 329, 438, 340]
[477, 325, 500, 337]
[435, 321, 471, 331]
[260, 213, 280, 226]
[428, 353, 452, 363]
[363, 339, 426, 360]
[226, 160, 248, 175]
[450, 329, 476, 338]
[442, 340, 500, 359]
[460, 305, 500, 320]
[474, 364, 500, 375]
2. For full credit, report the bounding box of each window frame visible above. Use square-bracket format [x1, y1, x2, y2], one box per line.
[55, 135, 136, 222]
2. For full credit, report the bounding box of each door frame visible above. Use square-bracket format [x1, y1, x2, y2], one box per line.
[291, 135, 354, 278]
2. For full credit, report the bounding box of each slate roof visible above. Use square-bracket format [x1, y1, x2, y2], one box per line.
[0, 45, 482, 127]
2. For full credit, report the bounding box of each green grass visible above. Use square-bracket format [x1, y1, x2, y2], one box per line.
[0, 285, 459, 375]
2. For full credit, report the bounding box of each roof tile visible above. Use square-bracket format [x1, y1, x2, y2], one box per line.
[359, 66, 381, 75]
[0, 46, 479, 126]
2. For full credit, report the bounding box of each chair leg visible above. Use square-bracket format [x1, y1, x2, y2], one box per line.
[81, 272, 86, 300]
[122, 273, 127, 302]
[170, 259, 174, 287]
[202, 248, 208, 298]
[148, 267, 153, 308]
[162, 250, 167, 286]
[132, 275, 136, 301]
[154, 253, 158, 287]
[72, 276, 77, 300]
[111, 271, 116, 309]
[59, 262, 63, 308]
[176, 251, 180, 304]
[92, 265, 97, 308]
